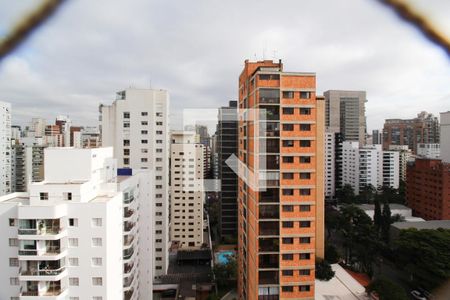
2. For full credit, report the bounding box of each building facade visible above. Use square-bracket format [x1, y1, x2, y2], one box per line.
[11, 145, 46, 192]
[324, 90, 366, 145]
[0, 147, 153, 300]
[382, 111, 440, 154]
[0, 101, 11, 196]
[170, 131, 205, 248]
[372, 129, 382, 145]
[100, 88, 170, 278]
[441, 111, 450, 163]
[388, 145, 412, 182]
[324, 131, 336, 199]
[406, 158, 450, 220]
[237, 60, 324, 300]
[342, 142, 399, 194]
[417, 143, 440, 159]
[217, 100, 239, 241]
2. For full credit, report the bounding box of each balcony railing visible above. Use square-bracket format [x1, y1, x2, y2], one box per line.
[123, 247, 135, 260]
[19, 249, 38, 256]
[21, 266, 65, 276]
[21, 288, 64, 297]
[124, 271, 135, 287]
[124, 289, 134, 300]
[18, 227, 62, 235]
[124, 196, 135, 205]
[124, 263, 134, 274]
[124, 222, 136, 232]
[124, 209, 135, 218]
[124, 235, 135, 247]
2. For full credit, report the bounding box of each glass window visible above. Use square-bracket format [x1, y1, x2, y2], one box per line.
[282, 107, 294, 115]
[300, 92, 311, 99]
[282, 91, 295, 99]
[282, 205, 294, 212]
[300, 124, 311, 131]
[282, 221, 294, 228]
[282, 124, 294, 131]
[299, 108, 311, 115]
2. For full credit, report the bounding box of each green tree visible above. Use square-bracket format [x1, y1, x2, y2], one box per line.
[394, 228, 450, 290]
[325, 244, 340, 264]
[373, 198, 382, 234]
[381, 203, 392, 242]
[325, 209, 340, 239]
[336, 184, 356, 204]
[338, 205, 379, 275]
[366, 277, 408, 300]
[315, 260, 335, 281]
[357, 184, 376, 204]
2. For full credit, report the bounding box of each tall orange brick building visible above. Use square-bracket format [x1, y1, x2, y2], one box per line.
[237, 60, 324, 300]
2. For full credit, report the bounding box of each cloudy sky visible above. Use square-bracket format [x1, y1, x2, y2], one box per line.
[0, 0, 449, 132]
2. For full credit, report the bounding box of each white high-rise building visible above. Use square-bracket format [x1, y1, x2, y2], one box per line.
[441, 111, 450, 163]
[170, 131, 205, 248]
[388, 145, 412, 182]
[382, 151, 400, 189]
[342, 142, 398, 194]
[1, 101, 12, 196]
[0, 147, 153, 300]
[100, 88, 169, 278]
[29, 118, 46, 138]
[324, 131, 336, 199]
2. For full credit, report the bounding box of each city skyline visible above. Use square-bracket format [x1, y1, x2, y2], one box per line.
[1, 0, 449, 131]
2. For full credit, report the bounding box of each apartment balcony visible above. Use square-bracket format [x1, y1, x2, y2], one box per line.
[123, 246, 135, 261]
[124, 271, 137, 291]
[123, 195, 135, 205]
[259, 222, 279, 236]
[259, 254, 279, 269]
[18, 219, 65, 240]
[124, 262, 136, 275]
[259, 189, 279, 203]
[123, 235, 135, 248]
[259, 89, 280, 104]
[264, 139, 280, 153]
[259, 238, 279, 253]
[260, 123, 280, 137]
[20, 267, 67, 281]
[260, 106, 280, 121]
[123, 221, 136, 233]
[20, 284, 67, 300]
[259, 205, 279, 220]
[124, 208, 136, 220]
[259, 271, 279, 285]
[124, 289, 135, 300]
[18, 241, 66, 260]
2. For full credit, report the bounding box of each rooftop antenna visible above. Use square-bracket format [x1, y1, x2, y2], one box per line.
[272, 50, 278, 60]
[262, 40, 267, 60]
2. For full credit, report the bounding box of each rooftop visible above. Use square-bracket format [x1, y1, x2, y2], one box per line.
[356, 203, 411, 211]
[392, 220, 450, 230]
[315, 264, 367, 300]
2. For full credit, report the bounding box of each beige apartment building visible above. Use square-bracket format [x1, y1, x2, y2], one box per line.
[170, 131, 205, 248]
